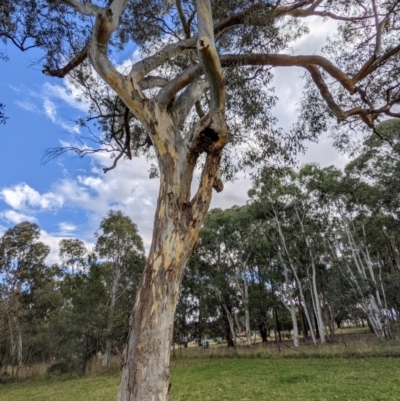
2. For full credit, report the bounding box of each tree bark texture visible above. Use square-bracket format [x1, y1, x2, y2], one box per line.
[118, 177, 199, 400]
[118, 110, 227, 399]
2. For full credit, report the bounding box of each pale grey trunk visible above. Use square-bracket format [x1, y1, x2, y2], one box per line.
[234, 311, 241, 334]
[104, 266, 120, 367]
[243, 275, 252, 346]
[310, 264, 325, 344]
[292, 271, 317, 346]
[294, 209, 326, 344]
[341, 219, 391, 339]
[7, 312, 16, 372]
[276, 250, 299, 348]
[223, 305, 237, 346]
[117, 230, 191, 400]
[17, 320, 22, 367]
[289, 304, 299, 347]
[117, 158, 206, 400]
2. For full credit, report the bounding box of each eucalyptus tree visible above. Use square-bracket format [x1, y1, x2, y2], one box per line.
[0, 222, 50, 374]
[95, 210, 145, 366]
[194, 208, 242, 347]
[301, 164, 392, 339]
[59, 238, 88, 274]
[50, 261, 108, 375]
[249, 168, 321, 345]
[212, 206, 255, 346]
[10, 0, 400, 398]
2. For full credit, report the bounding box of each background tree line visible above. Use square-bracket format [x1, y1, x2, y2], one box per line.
[0, 210, 145, 378]
[175, 121, 400, 348]
[1, 120, 400, 378]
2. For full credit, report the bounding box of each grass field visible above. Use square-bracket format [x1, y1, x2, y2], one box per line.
[1, 356, 399, 401]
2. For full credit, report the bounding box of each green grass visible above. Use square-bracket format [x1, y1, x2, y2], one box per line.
[1, 357, 400, 401]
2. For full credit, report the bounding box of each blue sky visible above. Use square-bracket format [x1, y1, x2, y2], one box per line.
[0, 17, 349, 264]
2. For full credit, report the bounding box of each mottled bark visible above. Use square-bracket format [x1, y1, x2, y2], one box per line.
[118, 105, 227, 399]
[118, 190, 197, 401]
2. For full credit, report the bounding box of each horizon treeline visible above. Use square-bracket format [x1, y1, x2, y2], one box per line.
[2, 122, 400, 376]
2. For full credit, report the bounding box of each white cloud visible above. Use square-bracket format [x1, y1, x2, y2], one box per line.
[1, 183, 63, 211]
[0, 210, 36, 224]
[58, 222, 77, 233]
[43, 82, 88, 113]
[43, 99, 80, 133]
[14, 100, 40, 113]
[50, 154, 159, 248]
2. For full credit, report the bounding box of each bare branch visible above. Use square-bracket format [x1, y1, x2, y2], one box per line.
[195, 101, 205, 118]
[220, 53, 355, 93]
[176, 0, 190, 38]
[371, 0, 386, 57]
[57, 0, 102, 16]
[141, 76, 169, 90]
[103, 150, 125, 173]
[157, 64, 202, 109]
[109, 0, 130, 19]
[43, 45, 89, 78]
[353, 43, 400, 83]
[89, 9, 148, 125]
[288, 0, 374, 21]
[305, 65, 346, 121]
[306, 10, 374, 22]
[196, 0, 225, 113]
[129, 38, 196, 82]
[171, 80, 208, 128]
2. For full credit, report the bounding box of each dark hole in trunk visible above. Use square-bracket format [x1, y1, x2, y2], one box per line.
[201, 126, 219, 142]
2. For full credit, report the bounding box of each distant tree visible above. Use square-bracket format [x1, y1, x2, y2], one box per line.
[95, 210, 145, 366]
[49, 262, 108, 375]
[0, 222, 50, 376]
[59, 238, 88, 274]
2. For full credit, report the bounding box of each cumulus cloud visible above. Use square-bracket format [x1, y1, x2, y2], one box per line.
[52, 154, 159, 248]
[58, 222, 77, 233]
[0, 210, 37, 225]
[1, 183, 63, 211]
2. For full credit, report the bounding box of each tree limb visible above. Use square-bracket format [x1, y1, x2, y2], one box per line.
[171, 80, 208, 128]
[305, 65, 346, 121]
[157, 64, 202, 109]
[89, 7, 148, 126]
[129, 38, 197, 82]
[176, 0, 190, 38]
[196, 0, 225, 113]
[141, 76, 169, 90]
[220, 53, 355, 93]
[56, 0, 103, 16]
[43, 45, 89, 78]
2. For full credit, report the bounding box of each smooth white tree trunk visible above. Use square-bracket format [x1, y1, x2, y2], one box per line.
[103, 268, 120, 367]
[243, 275, 252, 346]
